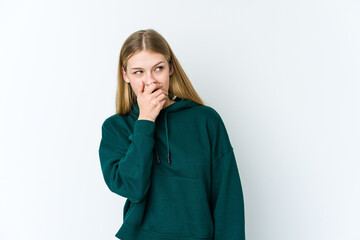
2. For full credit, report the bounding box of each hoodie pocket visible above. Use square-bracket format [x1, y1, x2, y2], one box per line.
[141, 174, 214, 237]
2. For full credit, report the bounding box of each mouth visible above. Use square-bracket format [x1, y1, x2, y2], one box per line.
[152, 86, 162, 93]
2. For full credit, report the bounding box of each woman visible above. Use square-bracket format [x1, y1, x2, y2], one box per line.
[98, 29, 246, 240]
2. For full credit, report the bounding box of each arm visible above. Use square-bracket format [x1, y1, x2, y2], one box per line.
[98, 118, 155, 203]
[207, 108, 246, 239]
[211, 149, 246, 240]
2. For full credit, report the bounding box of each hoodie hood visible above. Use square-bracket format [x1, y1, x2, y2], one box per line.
[129, 96, 201, 166]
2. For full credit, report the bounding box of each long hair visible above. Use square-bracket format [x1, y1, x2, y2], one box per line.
[115, 29, 207, 115]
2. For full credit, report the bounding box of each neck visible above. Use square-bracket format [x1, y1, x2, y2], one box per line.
[163, 97, 175, 109]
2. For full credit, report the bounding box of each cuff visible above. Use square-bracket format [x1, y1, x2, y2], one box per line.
[134, 119, 155, 137]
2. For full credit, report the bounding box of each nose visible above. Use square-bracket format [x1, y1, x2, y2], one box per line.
[144, 72, 157, 86]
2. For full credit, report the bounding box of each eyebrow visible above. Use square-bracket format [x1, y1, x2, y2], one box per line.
[130, 61, 164, 70]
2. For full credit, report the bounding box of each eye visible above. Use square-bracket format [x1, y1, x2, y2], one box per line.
[133, 70, 142, 75]
[155, 66, 164, 72]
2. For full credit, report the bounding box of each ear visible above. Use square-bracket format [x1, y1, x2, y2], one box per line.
[122, 67, 130, 83]
[169, 63, 174, 76]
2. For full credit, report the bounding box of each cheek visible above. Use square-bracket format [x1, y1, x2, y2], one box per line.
[129, 82, 138, 94]
[159, 73, 170, 83]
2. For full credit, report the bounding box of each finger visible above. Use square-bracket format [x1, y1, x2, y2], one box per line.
[154, 91, 168, 103]
[145, 82, 163, 95]
[159, 98, 166, 108]
[151, 87, 168, 98]
[155, 98, 166, 110]
[138, 80, 145, 95]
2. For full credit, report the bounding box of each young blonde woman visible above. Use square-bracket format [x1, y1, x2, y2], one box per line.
[98, 29, 246, 240]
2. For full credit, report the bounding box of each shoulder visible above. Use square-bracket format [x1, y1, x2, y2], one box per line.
[101, 114, 119, 130]
[101, 113, 132, 137]
[191, 104, 224, 125]
[99, 113, 134, 150]
[196, 105, 233, 159]
[189, 104, 230, 138]
[102, 113, 121, 124]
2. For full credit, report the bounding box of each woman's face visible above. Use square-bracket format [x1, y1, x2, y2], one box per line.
[122, 50, 174, 97]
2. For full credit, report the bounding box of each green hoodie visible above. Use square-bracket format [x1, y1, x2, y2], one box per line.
[98, 97, 245, 240]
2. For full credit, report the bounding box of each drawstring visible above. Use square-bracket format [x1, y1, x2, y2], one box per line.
[155, 147, 160, 164]
[154, 111, 171, 165]
[165, 111, 171, 165]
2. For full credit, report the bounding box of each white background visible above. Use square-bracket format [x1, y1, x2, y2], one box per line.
[0, 0, 359, 239]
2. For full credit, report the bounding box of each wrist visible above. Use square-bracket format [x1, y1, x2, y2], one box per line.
[138, 115, 155, 122]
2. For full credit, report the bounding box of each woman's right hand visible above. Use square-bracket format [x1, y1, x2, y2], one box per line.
[137, 81, 169, 122]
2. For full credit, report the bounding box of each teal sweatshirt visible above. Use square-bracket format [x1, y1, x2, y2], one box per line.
[98, 97, 245, 240]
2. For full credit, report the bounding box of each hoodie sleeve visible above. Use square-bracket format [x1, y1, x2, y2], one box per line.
[98, 118, 155, 203]
[208, 110, 246, 239]
[211, 149, 246, 239]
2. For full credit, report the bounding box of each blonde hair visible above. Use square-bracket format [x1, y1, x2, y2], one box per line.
[115, 29, 207, 115]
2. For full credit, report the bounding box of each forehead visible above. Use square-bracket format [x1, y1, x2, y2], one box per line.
[127, 50, 166, 66]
